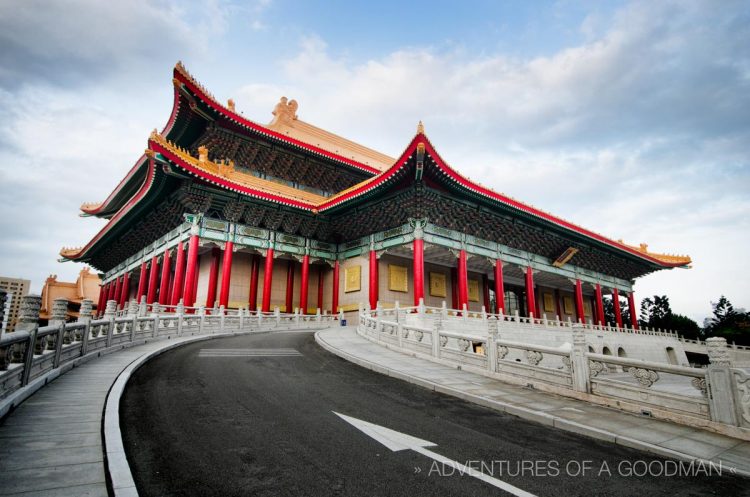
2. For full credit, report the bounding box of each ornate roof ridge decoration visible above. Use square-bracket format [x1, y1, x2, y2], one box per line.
[60, 246, 84, 257]
[617, 241, 692, 266]
[172, 62, 383, 175]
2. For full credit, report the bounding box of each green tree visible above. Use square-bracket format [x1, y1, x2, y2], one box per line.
[639, 295, 701, 339]
[602, 296, 631, 327]
[705, 296, 750, 346]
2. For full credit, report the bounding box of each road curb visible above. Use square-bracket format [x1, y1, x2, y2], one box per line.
[314, 329, 750, 479]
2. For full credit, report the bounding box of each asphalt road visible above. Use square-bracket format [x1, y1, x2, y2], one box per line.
[121, 331, 748, 496]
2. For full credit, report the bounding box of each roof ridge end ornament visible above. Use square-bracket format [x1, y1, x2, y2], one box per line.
[270, 96, 298, 126]
[417, 120, 425, 135]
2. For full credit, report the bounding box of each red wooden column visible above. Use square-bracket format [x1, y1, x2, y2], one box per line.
[183, 234, 200, 307]
[261, 248, 274, 312]
[494, 259, 505, 314]
[300, 255, 310, 314]
[574, 278, 586, 324]
[104, 281, 116, 306]
[146, 256, 159, 304]
[204, 248, 220, 308]
[96, 285, 106, 316]
[413, 238, 424, 306]
[136, 260, 148, 302]
[285, 260, 295, 312]
[628, 292, 639, 329]
[450, 268, 458, 309]
[166, 273, 175, 306]
[612, 288, 623, 328]
[248, 254, 259, 311]
[158, 248, 171, 306]
[113, 276, 122, 309]
[170, 241, 186, 306]
[525, 266, 536, 318]
[219, 241, 234, 308]
[594, 283, 605, 326]
[317, 265, 324, 312]
[119, 272, 130, 307]
[332, 260, 340, 314]
[457, 250, 468, 311]
[369, 250, 379, 309]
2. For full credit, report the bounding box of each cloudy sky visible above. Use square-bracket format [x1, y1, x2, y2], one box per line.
[0, 0, 747, 324]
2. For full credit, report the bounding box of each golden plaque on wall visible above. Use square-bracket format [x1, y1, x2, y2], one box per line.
[344, 265, 361, 293]
[583, 300, 593, 317]
[468, 279, 480, 302]
[543, 293, 555, 313]
[563, 296, 574, 315]
[388, 264, 408, 293]
[429, 272, 446, 297]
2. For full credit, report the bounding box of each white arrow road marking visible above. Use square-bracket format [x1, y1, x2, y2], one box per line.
[334, 412, 537, 497]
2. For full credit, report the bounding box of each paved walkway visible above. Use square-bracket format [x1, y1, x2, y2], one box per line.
[0, 334, 229, 497]
[316, 327, 750, 477]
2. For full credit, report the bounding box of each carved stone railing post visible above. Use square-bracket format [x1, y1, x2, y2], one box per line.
[570, 325, 590, 393]
[441, 301, 448, 320]
[462, 303, 468, 322]
[432, 313, 443, 358]
[104, 300, 117, 348]
[239, 307, 245, 330]
[78, 299, 93, 355]
[257, 307, 263, 327]
[487, 317, 498, 373]
[77, 299, 93, 338]
[127, 299, 138, 341]
[17, 295, 41, 385]
[316, 308, 321, 323]
[706, 337, 739, 425]
[176, 300, 185, 336]
[295, 308, 300, 326]
[417, 298, 425, 317]
[375, 304, 382, 338]
[198, 306, 206, 333]
[138, 296, 148, 317]
[275, 307, 280, 326]
[219, 305, 225, 332]
[49, 297, 68, 350]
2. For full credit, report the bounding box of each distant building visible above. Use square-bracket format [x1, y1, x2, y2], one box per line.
[0, 277, 30, 333]
[39, 267, 101, 325]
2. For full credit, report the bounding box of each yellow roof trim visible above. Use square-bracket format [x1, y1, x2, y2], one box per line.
[618, 241, 692, 266]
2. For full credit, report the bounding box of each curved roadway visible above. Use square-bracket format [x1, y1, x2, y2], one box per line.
[121, 330, 748, 496]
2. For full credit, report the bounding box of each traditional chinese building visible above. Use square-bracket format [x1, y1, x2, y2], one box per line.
[39, 267, 101, 324]
[61, 63, 691, 326]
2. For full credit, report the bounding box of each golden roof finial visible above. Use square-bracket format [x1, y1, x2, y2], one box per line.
[270, 96, 298, 125]
[417, 120, 425, 135]
[227, 98, 235, 111]
[198, 145, 209, 163]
